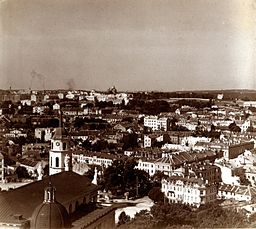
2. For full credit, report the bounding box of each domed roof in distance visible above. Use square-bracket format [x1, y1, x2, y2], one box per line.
[31, 201, 71, 229]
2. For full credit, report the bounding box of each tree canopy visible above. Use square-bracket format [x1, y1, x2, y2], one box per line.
[118, 202, 248, 229]
[103, 158, 151, 197]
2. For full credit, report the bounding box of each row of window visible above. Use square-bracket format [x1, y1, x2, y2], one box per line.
[247, 175, 256, 181]
[78, 157, 112, 165]
[139, 163, 154, 168]
[219, 191, 250, 200]
[157, 165, 170, 170]
[167, 192, 199, 203]
[163, 184, 205, 195]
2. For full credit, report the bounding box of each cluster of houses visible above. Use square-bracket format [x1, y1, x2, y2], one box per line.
[1, 89, 256, 216]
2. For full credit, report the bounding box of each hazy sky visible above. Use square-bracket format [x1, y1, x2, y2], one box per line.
[0, 0, 255, 91]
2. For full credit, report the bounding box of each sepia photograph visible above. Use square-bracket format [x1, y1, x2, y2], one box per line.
[0, 0, 256, 228]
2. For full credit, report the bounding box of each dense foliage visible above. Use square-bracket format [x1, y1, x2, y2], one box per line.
[148, 187, 164, 203]
[103, 159, 151, 197]
[118, 211, 131, 226]
[125, 96, 213, 115]
[74, 117, 109, 130]
[118, 202, 248, 229]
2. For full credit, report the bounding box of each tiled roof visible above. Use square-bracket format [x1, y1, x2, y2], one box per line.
[0, 171, 98, 224]
[137, 157, 155, 163]
[188, 163, 219, 172]
[219, 184, 256, 197]
[178, 152, 194, 162]
[156, 151, 216, 167]
[72, 206, 116, 229]
[18, 158, 39, 167]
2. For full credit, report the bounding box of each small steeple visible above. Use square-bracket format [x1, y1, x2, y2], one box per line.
[52, 127, 68, 140]
[44, 183, 56, 203]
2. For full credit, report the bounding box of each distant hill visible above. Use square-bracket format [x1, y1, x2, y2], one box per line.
[132, 89, 256, 101]
[0, 88, 256, 101]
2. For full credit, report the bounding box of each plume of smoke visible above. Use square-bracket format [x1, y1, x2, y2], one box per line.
[31, 70, 44, 80]
[30, 70, 45, 90]
[66, 78, 76, 90]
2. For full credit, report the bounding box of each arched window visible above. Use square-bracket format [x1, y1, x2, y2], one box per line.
[47, 191, 51, 200]
[56, 157, 59, 167]
[75, 201, 79, 210]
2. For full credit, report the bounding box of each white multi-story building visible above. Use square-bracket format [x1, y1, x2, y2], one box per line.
[214, 160, 240, 185]
[144, 116, 158, 131]
[181, 136, 211, 148]
[35, 127, 53, 141]
[72, 152, 114, 168]
[158, 117, 169, 131]
[4, 130, 27, 138]
[162, 176, 217, 207]
[135, 158, 156, 176]
[33, 106, 46, 114]
[243, 101, 256, 108]
[144, 134, 169, 148]
[144, 135, 154, 148]
[176, 120, 198, 131]
[154, 154, 179, 176]
[144, 116, 169, 131]
[245, 166, 256, 186]
[236, 119, 251, 133]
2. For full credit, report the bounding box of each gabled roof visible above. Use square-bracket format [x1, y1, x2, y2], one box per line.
[219, 184, 256, 197]
[155, 151, 217, 167]
[0, 171, 98, 224]
[18, 158, 40, 167]
[73, 150, 116, 160]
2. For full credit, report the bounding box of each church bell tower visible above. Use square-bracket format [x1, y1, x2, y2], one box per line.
[49, 127, 70, 176]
